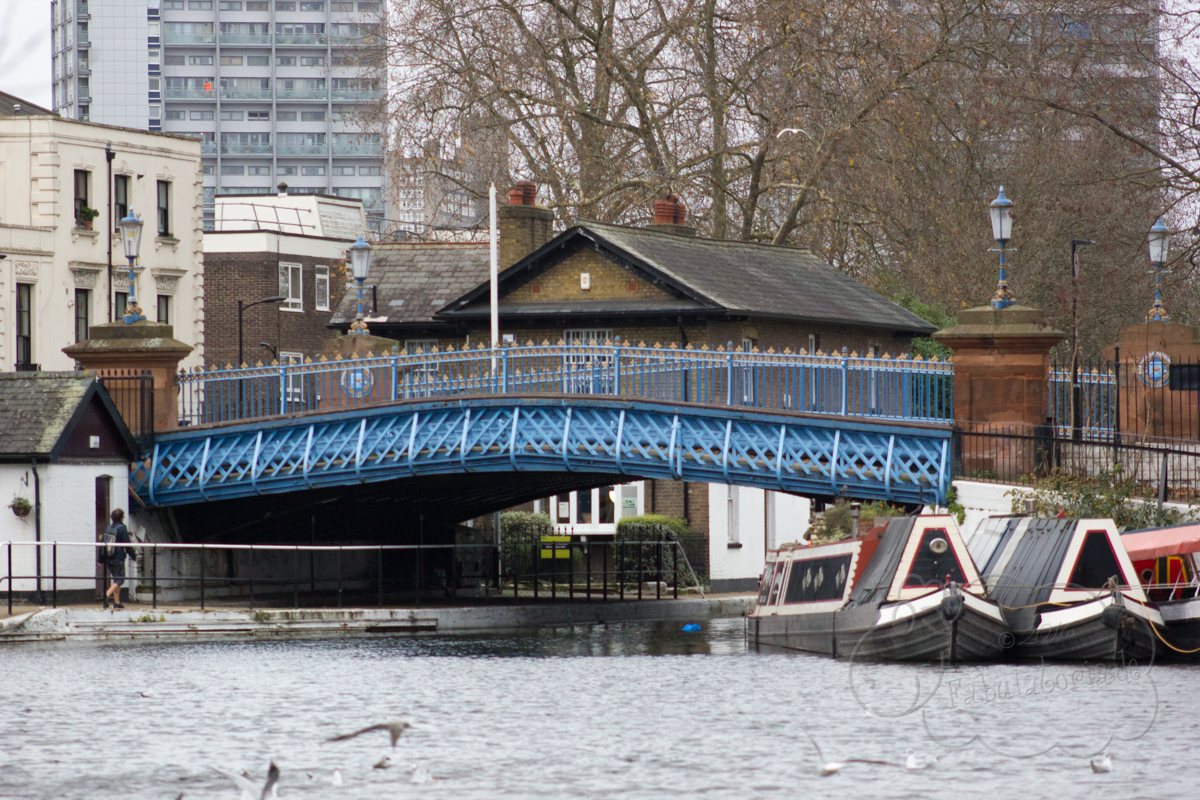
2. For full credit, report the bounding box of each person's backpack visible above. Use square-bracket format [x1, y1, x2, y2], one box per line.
[101, 525, 117, 559]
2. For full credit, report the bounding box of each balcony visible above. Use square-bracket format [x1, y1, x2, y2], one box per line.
[275, 87, 327, 101]
[220, 34, 271, 45]
[164, 87, 216, 100]
[163, 33, 216, 45]
[332, 141, 381, 156]
[331, 88, 382, 101]
[276, 143, 326, 156]
[221, 86, 273, 100]
[201, 142, 217, 155]
[274, 33, 325, 45]
[221, 143, 274, 155]
[77, 3, 89, 18]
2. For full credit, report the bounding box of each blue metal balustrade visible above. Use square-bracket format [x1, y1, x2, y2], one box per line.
[179, 342, 953, 427]
[135, 397, 952, 508]
[1048, 367, 1116, 439]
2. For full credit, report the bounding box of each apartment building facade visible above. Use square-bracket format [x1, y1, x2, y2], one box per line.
[50, 0, 386, 230]
[0, 106, 205, 373]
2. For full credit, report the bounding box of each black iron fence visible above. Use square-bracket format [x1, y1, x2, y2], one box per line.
[1050, 350, 1200, 442]
[953, 422, 1200, 503]
[97, 369, 154, 454]
[1, 539, 705, 615]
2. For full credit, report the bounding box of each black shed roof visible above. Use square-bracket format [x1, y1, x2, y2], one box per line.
[440, 222, 936, 334]
[0, 372, 138, 461]
[329, 242, 490, 328]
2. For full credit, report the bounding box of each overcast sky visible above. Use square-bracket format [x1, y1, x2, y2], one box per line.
[0, 0, 52, 108]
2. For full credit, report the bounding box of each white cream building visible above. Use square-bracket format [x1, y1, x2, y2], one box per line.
[0, 110, 205, 372]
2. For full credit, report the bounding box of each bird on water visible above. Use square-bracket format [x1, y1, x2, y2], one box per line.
[212, 761, 280, 800]
[803, 730, 895, 776]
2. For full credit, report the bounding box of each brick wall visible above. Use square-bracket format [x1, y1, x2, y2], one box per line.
[506, 249, 674, 303]
[204, 251, 348, 367]
[646, 480, 709, 532]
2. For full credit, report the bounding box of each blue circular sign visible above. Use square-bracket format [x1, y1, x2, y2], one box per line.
[1138, 352, 1171, 388]
[339, 366, 375, 398]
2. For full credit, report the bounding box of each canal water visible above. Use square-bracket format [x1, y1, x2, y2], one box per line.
[0, 618, 1193, 799]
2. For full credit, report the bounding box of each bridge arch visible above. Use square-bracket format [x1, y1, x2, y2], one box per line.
[135, 396, 951, 510]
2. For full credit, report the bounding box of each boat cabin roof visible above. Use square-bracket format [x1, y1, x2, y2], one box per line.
[1121, 522, 1200, 561]
[969, 517, 1147, 607]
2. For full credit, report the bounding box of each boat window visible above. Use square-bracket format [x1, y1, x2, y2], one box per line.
[904, 528, 967, 588]
[768, 561, 787, 605]
[758, 562, 779, 605]
[783, 554, 852, 603]
[1067, 530, 1127, 589]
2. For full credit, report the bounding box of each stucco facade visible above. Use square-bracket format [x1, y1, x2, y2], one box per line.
[0, 115, 205, 372]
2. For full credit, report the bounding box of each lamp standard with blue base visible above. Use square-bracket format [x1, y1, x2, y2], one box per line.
[347, 235, 372, 335]
[119, 209, 146, 323]
[1145, 218, 1171, 322]
[988, 187, 1015, 309]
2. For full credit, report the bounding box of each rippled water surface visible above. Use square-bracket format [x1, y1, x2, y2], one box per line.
[1, 619, 1195, 799]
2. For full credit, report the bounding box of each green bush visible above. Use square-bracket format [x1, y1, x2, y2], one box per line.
[498, 511, 582, 579]
[1009, 466, 1197, 530]
[615, 515, 690, 584]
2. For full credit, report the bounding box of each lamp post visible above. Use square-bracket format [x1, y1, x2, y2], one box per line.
[119, 209, 145, 323]
[1069, 239, 1095, 442]
[1146, 218, 1171, 321]
[348, 235, 372, 335]
[988, 187, 1015, 309]
[237, 296, 285, 368]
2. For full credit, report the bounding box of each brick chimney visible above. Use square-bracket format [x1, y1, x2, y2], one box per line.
[648, 193, 696, 236]
[498, 181, 555, 267]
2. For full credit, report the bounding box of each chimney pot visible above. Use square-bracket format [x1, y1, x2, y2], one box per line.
[653, 193, 687, 225]
[277, 182, 288, 196]
[508, 181, 537, 206]
[13, 103, 21, 114]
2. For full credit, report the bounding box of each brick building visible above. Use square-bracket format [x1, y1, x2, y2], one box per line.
[203, 192, 363, 367]
[330, 184, 936, 591]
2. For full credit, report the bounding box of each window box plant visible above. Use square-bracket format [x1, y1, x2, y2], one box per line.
[77, 206, 100, 230]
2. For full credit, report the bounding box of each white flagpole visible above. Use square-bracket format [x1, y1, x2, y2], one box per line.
[489, 183, 499, 371]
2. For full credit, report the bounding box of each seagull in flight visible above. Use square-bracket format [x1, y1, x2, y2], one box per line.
[212, 762, 280, 800]
[326, 720, 411, 748]
[776, 128, 812, 139]
[1090, 753, 1113, 773]
[803, 730, 895, 776]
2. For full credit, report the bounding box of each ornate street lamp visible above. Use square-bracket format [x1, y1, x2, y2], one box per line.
[119, 209, 145, 323]
[1146, 218, 1170, 321]
[348, 235, 372, 334]
[988, 187, 1015, 309]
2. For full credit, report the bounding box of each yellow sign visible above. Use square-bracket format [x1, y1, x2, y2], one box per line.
[540, 535, 571, 559]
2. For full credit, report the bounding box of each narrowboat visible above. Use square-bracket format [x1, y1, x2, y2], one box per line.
[968, 517, 1163, 662]
[749, 515, 1008, 663]
[1122, 522, 1200, 656]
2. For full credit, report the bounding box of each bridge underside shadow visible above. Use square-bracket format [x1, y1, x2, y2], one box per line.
[167, 470, 632, 544]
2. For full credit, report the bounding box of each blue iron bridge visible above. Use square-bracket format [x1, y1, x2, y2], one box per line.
[136, 343, 954, 508]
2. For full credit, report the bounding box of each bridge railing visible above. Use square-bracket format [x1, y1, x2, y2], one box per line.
[177, 342, 953, 427]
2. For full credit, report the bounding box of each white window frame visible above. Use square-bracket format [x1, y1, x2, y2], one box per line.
[315, 265, 330, 311]
[280, 350, 304, 402]
[727, 485, 740, 545]
[279, 261, 302, 311]
[536, 481, 644, 536]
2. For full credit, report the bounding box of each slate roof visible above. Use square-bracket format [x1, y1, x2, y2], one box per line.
[0, 91, 55, 117]
[442, 222, 936, 334]
[0, 372, 105, 457]
[329, 242, 490, 326]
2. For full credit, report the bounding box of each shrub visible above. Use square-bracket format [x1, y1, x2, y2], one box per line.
[498, 511, 582, 578]
[1009, 466, 1198, 530]
[615, 515, 692, 584]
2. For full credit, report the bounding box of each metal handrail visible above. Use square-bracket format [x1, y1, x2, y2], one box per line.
[178, 342, 953, 427]
[2, 539, 701, 615]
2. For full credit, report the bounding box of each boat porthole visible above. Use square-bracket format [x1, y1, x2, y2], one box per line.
[929, 537, 949, 554]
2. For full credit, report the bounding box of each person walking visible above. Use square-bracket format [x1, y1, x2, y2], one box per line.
[100, 509, 133, 609]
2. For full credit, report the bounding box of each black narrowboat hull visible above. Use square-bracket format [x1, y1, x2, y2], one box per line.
[1158, 598, 1200, 657]
[1007, 597, 1160, 662]
[752, 590, 1008, 663]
